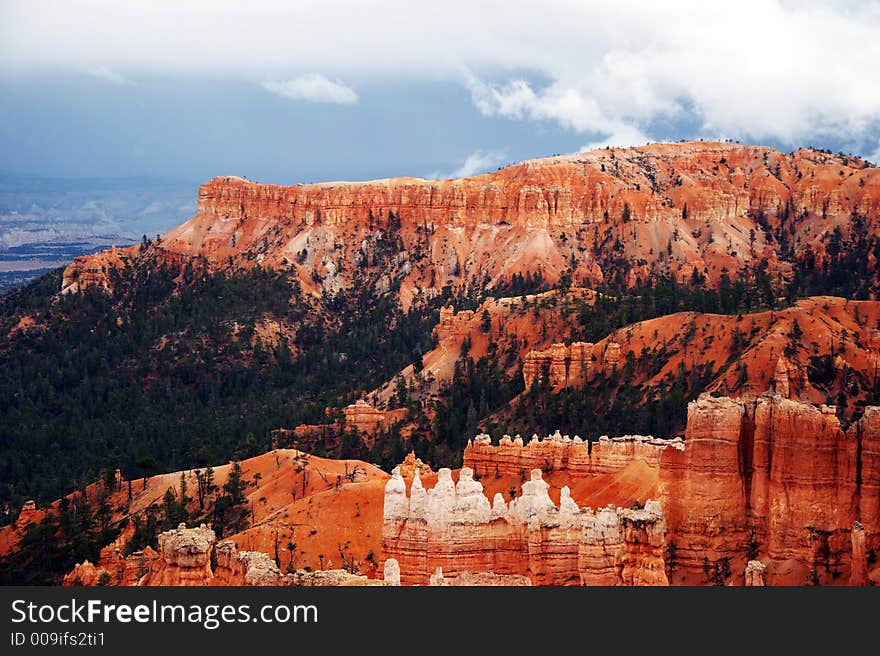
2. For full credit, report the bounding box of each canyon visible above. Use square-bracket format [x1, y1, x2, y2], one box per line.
[29, 389, 876, 586]
[5, 142, 880, 586]
[383, 392, 880, 586]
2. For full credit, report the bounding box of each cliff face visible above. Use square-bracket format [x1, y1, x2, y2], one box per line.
[382, 466, 668, 586]
[62, 522, 158, 587]
[63, 142, 880, 306]
[139, 524, 216, 586]
[854, 407, 880, 561]
[387, 393, 880, 585]
[658, 395, 750, 583]
[518, 297, 880, 412]
[124, 526, 396, 586]
[660, 394, 876, 584]
[343, 400, 406, 434]
[463, 432, 675, 480]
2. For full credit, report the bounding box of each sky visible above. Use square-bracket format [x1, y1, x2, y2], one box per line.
[1, 0, 879, 186]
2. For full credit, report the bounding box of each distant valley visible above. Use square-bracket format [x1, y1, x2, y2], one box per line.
[0, 176, 197, 293]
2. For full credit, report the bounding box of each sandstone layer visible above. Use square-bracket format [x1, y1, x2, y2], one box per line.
[63, 143, 880, 310]
[386, 393, 880, 585]
[383, 466, 668, 586]
[518, 297, 880, 410]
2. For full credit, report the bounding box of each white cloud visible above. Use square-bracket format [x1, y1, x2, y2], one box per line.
[2, 1, 880, 157]
[463, 69, 651, 151]
[427, 150, 507, 180]
[85, 66, 133, 86]
[262, 74, 358, 105]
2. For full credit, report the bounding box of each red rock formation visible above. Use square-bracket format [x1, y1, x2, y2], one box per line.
[745, 560, 766, 586]
[428, 568, 531, 586]
[749, 396, 857, 583]
[62, 522, 160, 587]
[60, 245, 127, 295]
[397, 452, 433, 478]
[578, 502, 668, 586]
[517, 297, 880, 412]
[523, 342, 594, 389]
[63, 143, 880, 308]
[383, 465, 667, 586]
[463, 431, 676, 481]
[435, 306, 475, 346]
[212, 541, 285, 586]
[659, 395, 749, 584]
[401, 392, 880, 585]
[849, 522, 868, 586]
[772, 356, 806, 399]
[374, 288, 596, 409]
[63, 547, 158, 587]
[658, 393, 875, 585]
[343, 399, 403, 434]
[15, 500, 38, 531]
[855, 407, 880, 557]
[139, 524, 216, 586]
[124, 530, 396, 587]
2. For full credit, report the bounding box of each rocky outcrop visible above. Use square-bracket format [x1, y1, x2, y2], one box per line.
[658, 395, 750, 583]
[772, 356, 806, 399]
[578, 501, 668, 586]
[383, 465, 668, 585]
[63, 521, 161, 587]
[139, 524, 216, 586]
[849, 522, 868, 586]
[659, 393, 876, 584]
[60, 245, 127, 295]
[522, 341, 629, 389]
[855, 407, 880, 558]
[745, 560, 766, 586]
[15, 500, 38, 531]
[396, 392, 880, 585]
[516, 299, 880, 415]
[213, 541, 285, 586]
[343, 400, 404, 434]
[435, 306, 475, 346]
[134, 529, 396, 587]
[63, 547, 158, 587]
[397, 452, 432, 478]
[463, 431, 679, 481]
[750, 396, 857, 583]
[428, 567, 532, 586]
[523, 342, 593, 389]
[287, 569, 393, 586]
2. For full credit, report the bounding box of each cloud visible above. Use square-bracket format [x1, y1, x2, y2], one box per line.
[427, 150, 507, 180]
[2, 1, 880, 157]
[262, 74, 358, 105]
[85, 66, 133, 86]
[463, 69, 651, 151]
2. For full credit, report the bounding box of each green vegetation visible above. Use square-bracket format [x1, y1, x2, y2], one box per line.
[0, 484, 120, 585]
[0, 257, 445, 517]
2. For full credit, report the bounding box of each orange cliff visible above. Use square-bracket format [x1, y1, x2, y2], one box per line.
[368, 288, 597, 407]
[518, 297, 880, 410]
[382, 465, 668, 586]
[62, 142, 880, 305]
[69, 522, 398, 587]
[50, 389, 880, 586]
[384, 393, 880, 585]
[42, 449, 395, 586]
